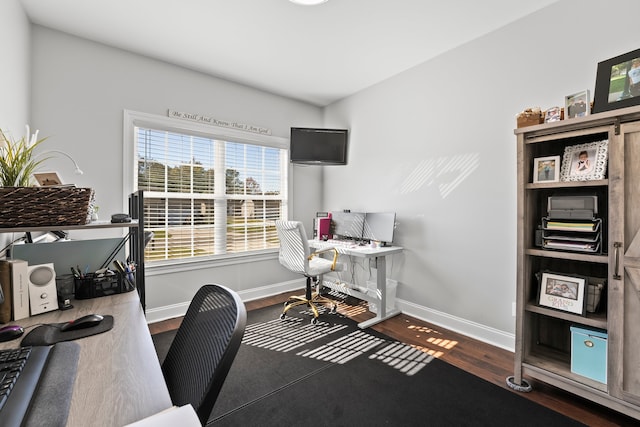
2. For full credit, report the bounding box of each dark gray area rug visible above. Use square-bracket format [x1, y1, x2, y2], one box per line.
[152, 303, 586, 427]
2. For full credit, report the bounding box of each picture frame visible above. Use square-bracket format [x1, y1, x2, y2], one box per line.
[33, 171, 63, 186]
[564, 90, 590, 119]
[544, 106, 562, 123]
[533, 155, 560, 183]
[559, 140, 608, 182]
[538, 272, 586, 316]
[593, 47, 640, 114]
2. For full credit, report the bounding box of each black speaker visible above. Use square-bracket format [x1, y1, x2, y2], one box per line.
[56, 274, 75, 310]
[535, 228, 543, 247]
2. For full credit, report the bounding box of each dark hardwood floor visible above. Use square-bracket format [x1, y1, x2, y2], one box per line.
[148, 290, 637, 426]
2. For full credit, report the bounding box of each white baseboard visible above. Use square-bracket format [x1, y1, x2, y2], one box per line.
[145, 301, 191, 324]
[145, 280, 515, 353]
[145, 279, 304, 324]
[397, 299, 515, 352]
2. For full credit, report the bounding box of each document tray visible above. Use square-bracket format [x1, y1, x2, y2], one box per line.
[541, 217, 602, 254]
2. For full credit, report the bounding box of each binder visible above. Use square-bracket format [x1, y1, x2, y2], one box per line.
[0, 261, 11, 323]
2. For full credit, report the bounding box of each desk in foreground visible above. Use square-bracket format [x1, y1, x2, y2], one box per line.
[0, 291, 173, 427]
[309, 240, 403, 328]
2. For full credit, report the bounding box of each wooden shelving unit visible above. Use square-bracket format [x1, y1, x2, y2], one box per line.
[512, 106, 640, 420]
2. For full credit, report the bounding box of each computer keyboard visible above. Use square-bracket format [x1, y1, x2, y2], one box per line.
[323, 239, 361, 248]
[0, 343, 79, 427]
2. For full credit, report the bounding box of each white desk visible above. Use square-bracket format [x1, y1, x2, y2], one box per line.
[309, 239, 403, 329]
[0, 291, 173, 426]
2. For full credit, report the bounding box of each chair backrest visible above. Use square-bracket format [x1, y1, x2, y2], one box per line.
[162, 284, 247, 425]
[275, 220, 312, 276]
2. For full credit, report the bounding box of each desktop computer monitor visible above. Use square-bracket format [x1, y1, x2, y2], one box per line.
[331, 212, 365, 240]
[363, 212, 396, 244]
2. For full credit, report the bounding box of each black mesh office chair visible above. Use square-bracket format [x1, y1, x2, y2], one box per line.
[161, 284, 247, 425]
[275, 220, 343, 324]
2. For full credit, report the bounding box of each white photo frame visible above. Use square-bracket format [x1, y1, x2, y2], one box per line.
[565, 90, 591, 119]
[539, 272, 586, 316]
[544, 106, 562, 123]
[560, 140, 608, 182]
[533, 155, 560, 183]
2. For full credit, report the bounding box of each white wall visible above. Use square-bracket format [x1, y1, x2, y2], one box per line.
[15, 0, 640, 348]
[0, 0, 30, 252]
[0, 0, 29, 134]
[323, 0, 640, 347]
[28, 26, 324, 316]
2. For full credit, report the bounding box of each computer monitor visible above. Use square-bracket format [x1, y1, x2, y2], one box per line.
[331, 212, 365, 240]
[363, 212, 396, 244]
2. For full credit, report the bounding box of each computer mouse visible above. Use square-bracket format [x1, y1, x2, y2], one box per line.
[0, 325, 24, 342]
[60, 314, 104, 332]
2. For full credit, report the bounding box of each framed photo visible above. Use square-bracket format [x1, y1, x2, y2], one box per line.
[533, 155, 560, 183]
[593, 48, 640, 114]
[559, 140, 608, 182]
[538, 272, 586, 316]
[33, 172, 63, 186]
[544, 106, 562, 123]
[565, 90, 590, 119]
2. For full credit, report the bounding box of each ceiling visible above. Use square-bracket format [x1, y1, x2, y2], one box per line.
[19, 0, 558, 107]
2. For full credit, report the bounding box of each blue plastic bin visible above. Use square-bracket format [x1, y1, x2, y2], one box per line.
[570, 325, 607, 384]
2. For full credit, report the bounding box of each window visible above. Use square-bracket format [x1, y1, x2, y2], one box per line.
[125, 111, 288, 264]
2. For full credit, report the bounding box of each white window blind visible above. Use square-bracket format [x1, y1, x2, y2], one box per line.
[135, 126, 287, 263]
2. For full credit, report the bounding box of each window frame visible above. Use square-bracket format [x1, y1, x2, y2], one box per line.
[123, 110, 289, 269]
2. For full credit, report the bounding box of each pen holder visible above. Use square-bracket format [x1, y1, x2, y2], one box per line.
[74, 271, 134, 299]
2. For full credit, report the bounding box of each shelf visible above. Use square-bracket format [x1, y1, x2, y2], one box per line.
[525, 179, 608, 190]
[525, 248, 609, 263]
[0, 191, 147, 310]
[525, 303, 607, 329]
[0, 220, 139, 233]
[522, 358, 608, 393]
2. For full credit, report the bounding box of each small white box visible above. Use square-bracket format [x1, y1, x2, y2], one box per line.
[366, 279, 397, 314]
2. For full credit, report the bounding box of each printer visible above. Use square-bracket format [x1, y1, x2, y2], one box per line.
[547, 195, 597, 220]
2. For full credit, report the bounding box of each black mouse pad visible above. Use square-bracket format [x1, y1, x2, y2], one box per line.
[20, 315, 114, 347]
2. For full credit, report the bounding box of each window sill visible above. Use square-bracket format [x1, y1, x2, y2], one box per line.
[145, 249, 279, 276]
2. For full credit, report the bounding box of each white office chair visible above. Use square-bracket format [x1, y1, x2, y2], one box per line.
[275, 220, 343, 324]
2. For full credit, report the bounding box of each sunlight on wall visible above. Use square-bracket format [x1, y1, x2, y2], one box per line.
[400, 153, 480, 198]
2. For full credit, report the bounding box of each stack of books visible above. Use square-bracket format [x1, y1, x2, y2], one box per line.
[0, 259, 30, 323]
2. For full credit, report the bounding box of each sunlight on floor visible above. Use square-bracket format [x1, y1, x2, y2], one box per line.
[406, 323, 459, 358]
[336, 300, 370, 317]
[331, 294, 458, 361]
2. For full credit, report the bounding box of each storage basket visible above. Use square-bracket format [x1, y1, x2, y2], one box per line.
[74, 271, 133, 299]
[586, 279, 606, 313]
[0, 187, 94, 227]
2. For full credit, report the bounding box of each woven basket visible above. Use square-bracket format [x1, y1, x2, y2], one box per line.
[0, 187, 94, 227]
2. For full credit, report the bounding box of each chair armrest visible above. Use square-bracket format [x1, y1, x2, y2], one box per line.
[308, 247, 339, 271]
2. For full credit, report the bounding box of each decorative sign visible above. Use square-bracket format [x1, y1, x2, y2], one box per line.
[168, 109, 272, 135]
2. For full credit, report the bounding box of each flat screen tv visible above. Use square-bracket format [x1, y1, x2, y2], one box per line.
[290, 127, 348, 165]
